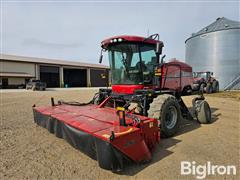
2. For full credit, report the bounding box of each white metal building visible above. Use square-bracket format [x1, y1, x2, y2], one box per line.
[0, 54, 109, 88]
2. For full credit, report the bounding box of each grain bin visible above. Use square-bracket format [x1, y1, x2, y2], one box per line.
[185, 17, 240, 89]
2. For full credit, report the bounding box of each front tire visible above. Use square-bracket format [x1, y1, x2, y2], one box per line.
[195, 100, 212, 124]
[148, 94, 181, 138]
[93, 93, 100, 105]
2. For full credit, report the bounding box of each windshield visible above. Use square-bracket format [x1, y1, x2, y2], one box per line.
[108, 42, 157, 85]
[193, 72, 207, 79]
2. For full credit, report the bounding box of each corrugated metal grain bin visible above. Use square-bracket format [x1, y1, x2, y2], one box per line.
[185, 17, 240, 89]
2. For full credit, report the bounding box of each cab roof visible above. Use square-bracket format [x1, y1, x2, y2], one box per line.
[167, 60, 192, 71]
[101, 35, 163, 49]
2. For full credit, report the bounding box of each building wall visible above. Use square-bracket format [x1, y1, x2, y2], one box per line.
[0, 59, 109, 88]
[8, 78, 25, 85]
[1, 61, 36, 76]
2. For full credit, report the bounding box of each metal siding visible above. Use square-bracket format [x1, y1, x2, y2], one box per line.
[1, 61, 35, 76]
[1, 54, 109, 69]
[8, 78, 25, 85]
[185, 29, 240, 89]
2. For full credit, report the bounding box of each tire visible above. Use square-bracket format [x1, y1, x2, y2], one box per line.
[147, 94, 181, 138]
[196, 100, 212, 124]
[212, 81, 219, 93]
[206, 83, 213, 93]
[32, 86, 36, 91]
[93, 93, 100, 105]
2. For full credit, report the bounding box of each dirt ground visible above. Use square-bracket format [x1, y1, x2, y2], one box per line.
[0, 89, 239, 180]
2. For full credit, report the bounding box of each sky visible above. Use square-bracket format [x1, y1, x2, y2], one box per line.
[1, 0, 239, 65]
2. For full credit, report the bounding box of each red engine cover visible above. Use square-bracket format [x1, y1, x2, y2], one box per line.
[112, 85, 144, 94]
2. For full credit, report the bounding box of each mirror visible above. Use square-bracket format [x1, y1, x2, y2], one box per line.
[99, 54, 103, 64]
[99, 48, 105, 63]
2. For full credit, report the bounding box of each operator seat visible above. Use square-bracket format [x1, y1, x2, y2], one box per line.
[136, 61, 147, 71]
[146, 57, 157, 72]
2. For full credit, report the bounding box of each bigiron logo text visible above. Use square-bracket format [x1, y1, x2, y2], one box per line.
[181, 161, 237, 179]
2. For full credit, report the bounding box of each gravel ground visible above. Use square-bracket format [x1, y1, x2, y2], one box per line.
[0, 89, 239, 180]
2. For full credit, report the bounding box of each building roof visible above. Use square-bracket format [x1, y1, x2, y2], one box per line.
[186, 17, 240, 42]
[0, 54, 109, 69]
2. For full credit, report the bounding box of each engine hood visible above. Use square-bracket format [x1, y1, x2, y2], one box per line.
[193, 77, 203, 83]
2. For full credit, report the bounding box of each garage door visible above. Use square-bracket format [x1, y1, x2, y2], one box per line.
[63, 68, 87, 87]
[90, 69, 109, 87]
[40, 66, 60, 87]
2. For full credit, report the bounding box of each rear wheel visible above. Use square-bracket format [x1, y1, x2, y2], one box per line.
[148, 94, 181, 138]
[212, 81, 219, 93]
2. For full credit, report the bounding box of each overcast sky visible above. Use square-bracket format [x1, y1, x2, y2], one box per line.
[1, 0, 239, 65]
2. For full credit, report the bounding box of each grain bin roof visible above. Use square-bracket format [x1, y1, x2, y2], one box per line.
[0, 54, 109, 69]
[186, 17, 240, 42]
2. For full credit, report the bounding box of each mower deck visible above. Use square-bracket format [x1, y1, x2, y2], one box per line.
[33, 104, 159, 171]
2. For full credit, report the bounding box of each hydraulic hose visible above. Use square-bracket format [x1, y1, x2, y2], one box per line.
[57, 93, 99, 106]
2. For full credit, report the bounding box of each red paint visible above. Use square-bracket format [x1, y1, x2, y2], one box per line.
[101, 35, 163, 49]
[111, 60, 193, 94]
[193, 77, 203, 83]
[167, 60, 192, 71]
[161, 60, 193, 92]
[34, 103, 159, 163]
[112, 84, 144, 94]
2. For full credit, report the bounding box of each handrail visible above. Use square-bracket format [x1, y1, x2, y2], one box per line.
[224, 73, 240, 90]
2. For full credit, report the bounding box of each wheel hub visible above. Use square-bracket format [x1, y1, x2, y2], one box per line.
[165, 106, 177, 129]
